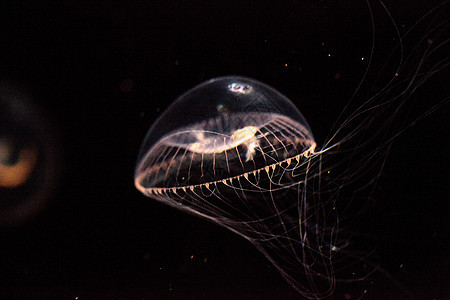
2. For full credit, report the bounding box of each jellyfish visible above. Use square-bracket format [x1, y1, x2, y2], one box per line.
[0, 83, 60, 228]
[134, 2, 448, 299]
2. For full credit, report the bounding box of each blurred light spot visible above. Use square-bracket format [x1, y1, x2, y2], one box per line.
[0, 139, 38, 188]
[0, 82, 61, 228]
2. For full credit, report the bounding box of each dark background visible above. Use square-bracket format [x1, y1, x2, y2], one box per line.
[0, 0, 448, 299]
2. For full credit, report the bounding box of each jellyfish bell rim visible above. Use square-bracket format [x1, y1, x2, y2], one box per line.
[134, 75, 316, 193]
[134, 141, 317, 200]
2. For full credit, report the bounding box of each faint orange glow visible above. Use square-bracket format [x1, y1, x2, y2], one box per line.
[0, 145, 38, 188]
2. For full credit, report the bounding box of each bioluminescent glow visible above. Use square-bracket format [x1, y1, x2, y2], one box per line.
[134, 2, 448, 298]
